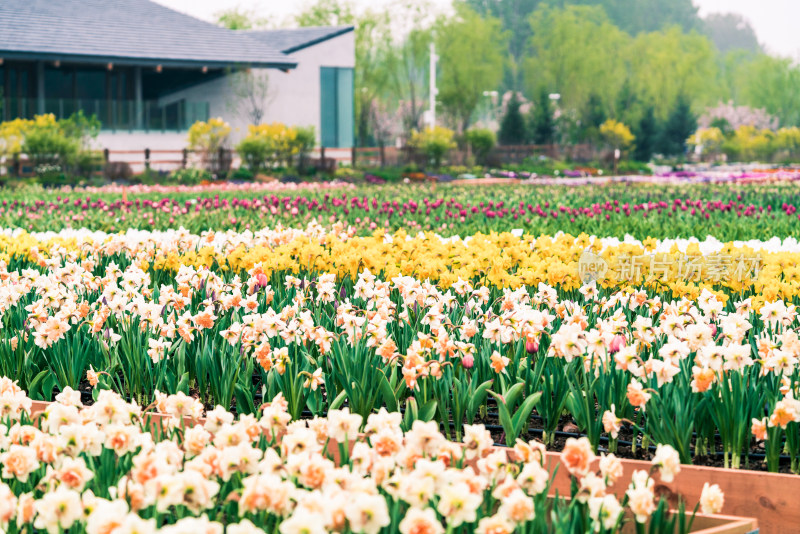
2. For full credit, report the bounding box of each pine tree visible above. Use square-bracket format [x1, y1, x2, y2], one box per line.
[531, 90, 555, 145]
[634, 106, 658, 162]
[498, 94, 527, 145]
[581, 93, 607, 142]
[659, 95, 697, 156]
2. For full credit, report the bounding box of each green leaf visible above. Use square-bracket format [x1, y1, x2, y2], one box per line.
[504, 381, 526, 410]
[234, 383, 256, 415]
[469, 379, 494, 413]
[488, 390, 514, 438]
[28, 369, 51, 401]
[418, 400, 438, 422]
[330, 389, 348, 410]
[378, 372, 398, 411]
[512, 392, 542, 437]
[177, 372, 190, 395]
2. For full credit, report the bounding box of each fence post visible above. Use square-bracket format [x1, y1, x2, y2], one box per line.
[351, 146, 356, 168]
[182, 149, 188, 169]
[320, 146, 326, 170]
[12, 153, 20, 177]
[144, 148, 151, 171]
[103, 148, 110, 164]
[218, 147, 225, 176]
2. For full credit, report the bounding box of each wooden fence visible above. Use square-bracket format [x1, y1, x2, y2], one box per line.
[4, 142, 597, 178]
[351, 143, 597, 168]
[3, 146, 356, 177]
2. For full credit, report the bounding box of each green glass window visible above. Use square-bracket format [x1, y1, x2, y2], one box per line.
[320, 67, 353, 148]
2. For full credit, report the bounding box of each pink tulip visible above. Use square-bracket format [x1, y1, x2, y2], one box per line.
[609, 335, 626, 354]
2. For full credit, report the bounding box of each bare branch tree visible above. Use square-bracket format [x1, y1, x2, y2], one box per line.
[226, 69, 275, 125]
[371, 100, 402, 166]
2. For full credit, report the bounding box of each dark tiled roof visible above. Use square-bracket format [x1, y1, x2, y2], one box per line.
[0, 0, 297, 68]
[245, 26, 354, 54]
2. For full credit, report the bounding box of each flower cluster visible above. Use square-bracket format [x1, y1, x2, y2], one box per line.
[0, 380, 724, 534]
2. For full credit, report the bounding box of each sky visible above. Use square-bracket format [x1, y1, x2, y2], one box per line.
[154, 0, 799, 58]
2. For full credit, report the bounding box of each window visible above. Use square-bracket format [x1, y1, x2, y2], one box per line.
[320, 67, 353, 148]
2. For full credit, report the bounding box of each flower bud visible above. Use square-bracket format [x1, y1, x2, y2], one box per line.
[609, 335, 626, 354]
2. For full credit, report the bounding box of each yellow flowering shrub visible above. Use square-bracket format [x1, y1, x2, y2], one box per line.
[236, 122, 302, 171]
[0, 114, 58, 156]
[687, 127, 724, 156]
[599, 119, 635, 150]
[187, 118, 231, 171]
[723, 125, 775, 161]
[187, 118, 231, 153]
[408, 126, 457, 167]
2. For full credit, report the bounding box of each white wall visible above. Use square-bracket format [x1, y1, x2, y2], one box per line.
[97, 131, 188, 172]
[98, 131, 187, 151]
[161, 30, 355, 145]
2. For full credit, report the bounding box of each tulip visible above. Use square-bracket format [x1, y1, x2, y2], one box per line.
[609, 335, 626, 354]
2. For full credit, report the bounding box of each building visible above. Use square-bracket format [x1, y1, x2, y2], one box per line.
[0, 0, 354, 165]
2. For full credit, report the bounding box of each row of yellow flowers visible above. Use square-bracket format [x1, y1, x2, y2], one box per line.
[1, 228, 799, 308]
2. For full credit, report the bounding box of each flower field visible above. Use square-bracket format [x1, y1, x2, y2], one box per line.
[1, 180, 800, 532]
[2, 182, 800, 240]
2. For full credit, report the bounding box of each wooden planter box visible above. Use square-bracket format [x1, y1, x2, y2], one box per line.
[539, 450, 786, 534]
[668, 515, 756, 534]
[30, 401, 763, 532]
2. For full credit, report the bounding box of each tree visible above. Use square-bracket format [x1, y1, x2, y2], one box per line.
[734, 54, 800, 126]
[613, 79, 641, 127]
[468, 0, 701, 91]
[498, 93, 527, 145]
[703, 13, 761, 55]
[370, 100, 401, 167]
[465, 0, 542, 91]
[686, 127, 724, 161]
[385, 6, 435, 134]
[627, 27, 720, 120]
[700, 102, 778, 131]
[659, 94, 697, 156]
[351, 11, 393, 146]
[572, 0, 700, 34]
[530, 90, 555, 145]
[188, 118, 231, 172]
[633, 106, 658, 161]
[436, 4, 507, 133]
[408, 126, 457, 168]
[215, 7, 263, 30]
[294, 0, 355, 26]
[465, 128, 496, 165]
[599, 119, 634, 150]
[524, 5, 630, 118]
[581, 93, 607, 142]
[226, 70, 274, 125]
